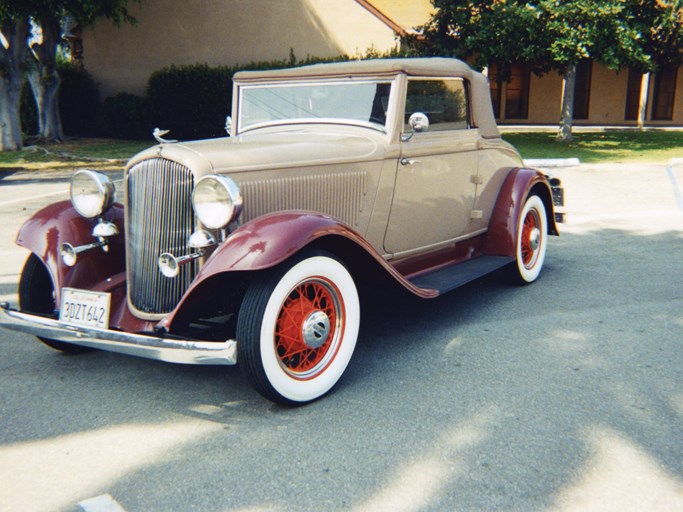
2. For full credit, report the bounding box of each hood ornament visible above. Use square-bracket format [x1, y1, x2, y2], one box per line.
[153, 128, 178, 144]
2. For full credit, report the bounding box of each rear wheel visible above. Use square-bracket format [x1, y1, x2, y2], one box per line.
[237, 252, 360, 405]
[19, 254, 90, 354]
[510, 194, 548, 284]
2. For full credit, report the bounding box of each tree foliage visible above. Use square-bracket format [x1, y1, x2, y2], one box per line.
[413, 0, 683, 139]
[0, 0, 140, 150]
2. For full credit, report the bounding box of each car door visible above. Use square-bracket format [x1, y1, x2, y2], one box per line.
[384, 77, 479, 255]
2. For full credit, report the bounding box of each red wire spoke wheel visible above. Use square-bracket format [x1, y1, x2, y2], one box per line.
[274, 277, 343, 379]
[512, 194, 548, 284]
[237, 253, 359, 405]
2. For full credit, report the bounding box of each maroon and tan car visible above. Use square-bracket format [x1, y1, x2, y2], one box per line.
[0, 58, 563, 405]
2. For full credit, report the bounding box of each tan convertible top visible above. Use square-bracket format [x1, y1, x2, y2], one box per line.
[235, 58, 500, 139]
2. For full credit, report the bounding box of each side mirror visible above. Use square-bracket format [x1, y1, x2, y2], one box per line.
[409, 112, 429, 133]
[402, 112, 430, 142]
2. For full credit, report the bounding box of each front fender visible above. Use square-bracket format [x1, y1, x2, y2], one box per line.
[198, 211, 361, 276]
[160, 211, 435, 331]
[16, 200, 126, 304]
[483, 168, 559, 258]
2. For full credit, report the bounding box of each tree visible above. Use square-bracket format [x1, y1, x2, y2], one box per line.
[415, 0, 683, 141]
[0, 6, 31, 151]
[27, 6, 63, 142]
[542, 0, 650, 141]
[0, 0, 140, 151]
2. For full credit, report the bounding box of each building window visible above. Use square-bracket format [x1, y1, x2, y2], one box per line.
[652, 65, 678, 121]
[624, 69, 643, 121]
[488, 63, 502, 119]
[505, 63, 530, 119]
[574, 60, 592, 120]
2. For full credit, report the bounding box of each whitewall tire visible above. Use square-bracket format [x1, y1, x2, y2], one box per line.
[237, 252, 360, 405]
[512, 194, 548, 284]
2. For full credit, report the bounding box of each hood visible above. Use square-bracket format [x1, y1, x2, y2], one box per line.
[127, 126, 386, 177]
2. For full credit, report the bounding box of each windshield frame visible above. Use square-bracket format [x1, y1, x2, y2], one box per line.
[235, 77, 397, 135]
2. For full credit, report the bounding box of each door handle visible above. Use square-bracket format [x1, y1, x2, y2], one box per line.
[400, 158, 418, 166]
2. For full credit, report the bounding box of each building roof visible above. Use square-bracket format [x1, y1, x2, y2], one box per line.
[357, 0, 434, 35]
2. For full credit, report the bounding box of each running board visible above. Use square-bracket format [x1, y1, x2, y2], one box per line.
[409, 255, 514, 295]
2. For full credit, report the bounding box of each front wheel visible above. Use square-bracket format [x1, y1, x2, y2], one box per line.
[510, 194, 548, 284]
[236, 252, 360, 405]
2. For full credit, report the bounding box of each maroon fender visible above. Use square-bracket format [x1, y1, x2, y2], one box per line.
[482, 168, 559, 258]
[16, 200, 126, 304]
[160, 211, 436, 330]
[182, 210, 433, 290]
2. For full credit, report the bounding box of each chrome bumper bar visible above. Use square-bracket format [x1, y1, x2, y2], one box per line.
[0, 303, 237, 365]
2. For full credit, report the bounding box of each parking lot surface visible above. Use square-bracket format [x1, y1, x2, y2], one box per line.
[0, 161, 681, 511]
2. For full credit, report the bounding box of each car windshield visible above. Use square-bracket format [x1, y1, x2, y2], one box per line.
[238, 80, 393, 132]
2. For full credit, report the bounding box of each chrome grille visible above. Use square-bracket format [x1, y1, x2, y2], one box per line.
[126, 159, 197, 315]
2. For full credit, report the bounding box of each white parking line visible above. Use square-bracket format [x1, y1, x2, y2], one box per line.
[0, 188, 67, 206]
[666, 158, 683, 212]
[78, 494, 127, 512]
[0, 179, 123, 207]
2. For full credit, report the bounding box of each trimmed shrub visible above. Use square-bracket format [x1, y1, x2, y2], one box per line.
[20, 82, 38, 137]
[147, 64, 233, 140]
[145, 53, 353, 141]
[101, 92, 150, 140]
[58, 62, 100, 136]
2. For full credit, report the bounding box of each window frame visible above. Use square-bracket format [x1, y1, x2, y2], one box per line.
[651, 65, 678, 121]
[403, 76, 472, 133]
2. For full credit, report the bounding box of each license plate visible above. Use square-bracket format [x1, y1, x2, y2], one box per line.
[59, 288, 111, 329]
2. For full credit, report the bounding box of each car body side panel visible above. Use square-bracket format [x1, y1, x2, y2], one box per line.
[385, 129, 479, 254]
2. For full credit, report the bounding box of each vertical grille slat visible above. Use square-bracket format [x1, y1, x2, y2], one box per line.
[239, 171, 367, 227]
[127, 159, 196, 315]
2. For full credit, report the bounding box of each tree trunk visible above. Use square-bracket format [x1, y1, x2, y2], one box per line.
[27, 66, 63, 141]
[0, 70, 25, 151]
[0, 18, 31, 151]
[30, 15, 64, 142]
[557, 63, 577, 142]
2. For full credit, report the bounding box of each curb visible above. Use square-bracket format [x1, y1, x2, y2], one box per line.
[523, 158, 580, 168]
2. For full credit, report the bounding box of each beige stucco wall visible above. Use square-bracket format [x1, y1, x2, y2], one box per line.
[82, 0, 399, 97]
[586, 65, 629, 124]
[526, 71, 563, 124]
[498, 63, 682, 127]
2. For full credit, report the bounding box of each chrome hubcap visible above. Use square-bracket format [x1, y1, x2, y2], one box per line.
[302, 310, 331, 349]
[529, 227, 541, 251]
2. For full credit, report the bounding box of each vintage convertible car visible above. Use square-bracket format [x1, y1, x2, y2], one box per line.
[0, 58, 563, 405]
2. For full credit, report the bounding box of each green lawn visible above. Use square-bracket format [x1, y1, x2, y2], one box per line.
[503, 130, 683, 163]
[0, 139, 150, 173]
[1, 131, 682, 173]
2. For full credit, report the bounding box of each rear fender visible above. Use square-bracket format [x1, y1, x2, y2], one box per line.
[483, 168, 559, 258]
[16, 200, 126, 304]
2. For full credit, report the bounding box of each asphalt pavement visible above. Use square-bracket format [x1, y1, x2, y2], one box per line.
[0, 160, 681, 512]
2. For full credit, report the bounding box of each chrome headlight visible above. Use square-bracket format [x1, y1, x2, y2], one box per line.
[70, 170, 116, 219]
[192, 175, 243, 229]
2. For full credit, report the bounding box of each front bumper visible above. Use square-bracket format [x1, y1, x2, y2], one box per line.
[0, 303, 237, 365]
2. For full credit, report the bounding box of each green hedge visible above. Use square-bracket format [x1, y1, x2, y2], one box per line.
[101, 92, 150, 140]
[147, 64, 233, 140]
[145, 53, 351, 140]
[21, 50, 405, 141]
